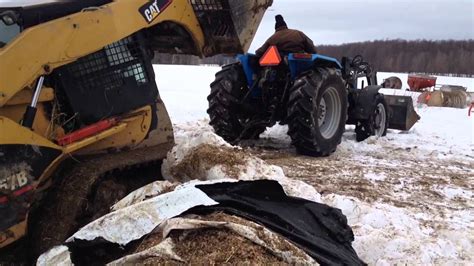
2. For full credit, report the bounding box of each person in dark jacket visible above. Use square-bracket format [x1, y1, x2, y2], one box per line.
[255, 14, 317, 57]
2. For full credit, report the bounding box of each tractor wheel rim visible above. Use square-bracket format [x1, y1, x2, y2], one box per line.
[318, 86, 341, 139]
[374, 103, 387, 137]
[318, 98, 327, 126]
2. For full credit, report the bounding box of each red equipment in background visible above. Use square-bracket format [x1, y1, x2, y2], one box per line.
[407, 75, 437, 92]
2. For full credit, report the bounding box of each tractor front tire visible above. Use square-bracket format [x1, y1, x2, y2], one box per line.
[288, 68, 347, 156]
[355, 94, 389, 142]
[207, 64, 265, 142]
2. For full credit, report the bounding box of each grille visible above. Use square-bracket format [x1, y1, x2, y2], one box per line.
[191, 0, 234, 37]
[54, 33, 157, 125]
[191, 0, 224, 11]
[66, 36, 148, 93]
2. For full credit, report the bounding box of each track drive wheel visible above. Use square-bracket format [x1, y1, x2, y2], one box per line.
[28, 152, 163, 261]
[207, 64, 266, 142]
[355, 94, 389, 142]
[287, 68, 347, 156]
[29, 172, 127, 260]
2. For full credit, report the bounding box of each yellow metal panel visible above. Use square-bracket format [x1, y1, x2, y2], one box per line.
[63, 123, 127, 154]
[137, 100, 174, 148]
[6, 88, 54, 106]
[0, 220, 27, 249]
[0, 106, 151, 154]
[78, 106, 153, 154]
[0, 0, 204, 107]
[0, 103, 64, 140]
[0, 116, 61, 150]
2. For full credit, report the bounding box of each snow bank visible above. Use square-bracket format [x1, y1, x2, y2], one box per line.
[324, 194, 472, 265]
[162, 121, 321, 203]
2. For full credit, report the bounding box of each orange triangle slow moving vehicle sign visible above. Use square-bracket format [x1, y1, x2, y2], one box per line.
[259, 46, 282, 66]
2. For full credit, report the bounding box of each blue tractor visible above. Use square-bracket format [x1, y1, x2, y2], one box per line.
[207, 46, 417, 156]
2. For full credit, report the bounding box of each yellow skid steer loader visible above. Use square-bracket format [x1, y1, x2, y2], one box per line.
[0, 0, 272, 260]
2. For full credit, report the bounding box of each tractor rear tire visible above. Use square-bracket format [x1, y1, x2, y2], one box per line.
[287, 68, 347, 157]
[355, 94, 389, 142]
[207, 64, 265, 142]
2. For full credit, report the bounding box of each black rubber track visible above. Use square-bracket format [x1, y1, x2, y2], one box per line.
[287, 68, 347, 157]
[207, 64, 265, 142]
[27, 144, 170, 262]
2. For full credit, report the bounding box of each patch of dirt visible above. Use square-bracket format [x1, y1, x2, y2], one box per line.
[141, 257, 176, 266]
[171, 228, 284, 265]
[133, 212, 309, 265]
[170, 144, 247, 181]
[200, 212, 307, 259]
[136, 218, 285, 265]
[245, 137, 474, 231]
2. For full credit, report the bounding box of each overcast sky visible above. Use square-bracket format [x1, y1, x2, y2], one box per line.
[1, 0, 472, 52]
[249, 0, 474, 51]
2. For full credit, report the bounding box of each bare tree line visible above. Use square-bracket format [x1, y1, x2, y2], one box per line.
[153, 53, 234, 66]
[318, 39, 474, 76]
[153, 39, 474, 76]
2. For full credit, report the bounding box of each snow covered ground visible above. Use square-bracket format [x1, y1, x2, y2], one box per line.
[154, 65, 473, 264]
[155, 65, 219, 123]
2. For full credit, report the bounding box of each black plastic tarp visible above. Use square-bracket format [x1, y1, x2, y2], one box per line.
[193, 180, 365, 265]
[64, 180, 365, 265]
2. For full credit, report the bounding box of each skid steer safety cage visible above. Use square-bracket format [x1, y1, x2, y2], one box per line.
[190, 0, 225, 11]
[191, 0, 238, 42]
[53, 32, 157, 125]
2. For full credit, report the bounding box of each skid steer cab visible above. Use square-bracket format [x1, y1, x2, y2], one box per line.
[207, 46, 419, 156]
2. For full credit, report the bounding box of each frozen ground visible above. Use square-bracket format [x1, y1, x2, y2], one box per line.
[155, 65, 473, 264]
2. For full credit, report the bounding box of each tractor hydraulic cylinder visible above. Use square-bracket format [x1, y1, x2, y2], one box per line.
[22, 76, 44, 129]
